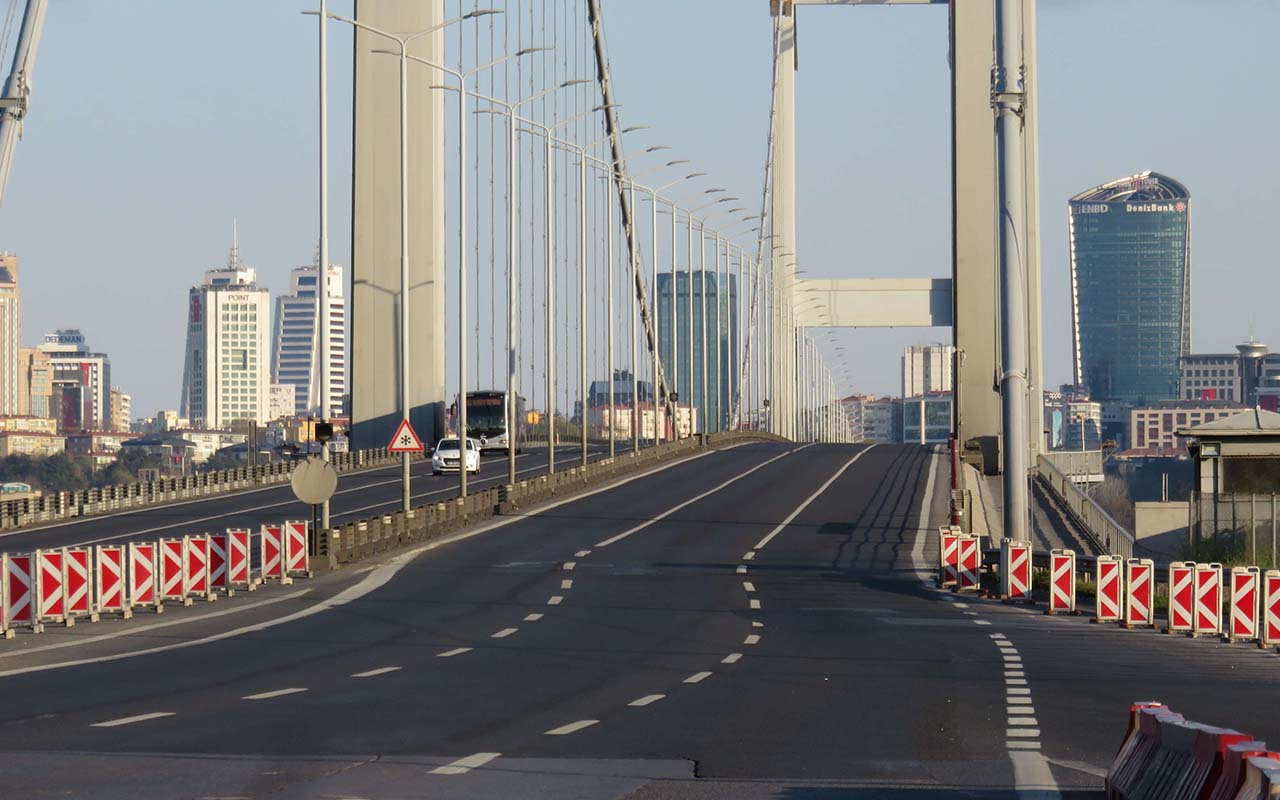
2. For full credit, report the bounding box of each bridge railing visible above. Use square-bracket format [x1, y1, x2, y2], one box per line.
[0, 448, 409, 531]
[1035, 453, 1135, 559]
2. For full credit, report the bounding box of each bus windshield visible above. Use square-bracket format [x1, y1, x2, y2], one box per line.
[464, 394, 506, 435]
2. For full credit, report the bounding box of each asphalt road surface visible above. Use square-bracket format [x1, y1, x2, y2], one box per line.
[1, 441, 1277, 799]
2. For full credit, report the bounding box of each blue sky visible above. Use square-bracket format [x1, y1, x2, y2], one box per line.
[1, 1, 1277, 414]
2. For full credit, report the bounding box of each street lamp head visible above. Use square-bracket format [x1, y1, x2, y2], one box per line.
[516, 46, 553, 57]
[644, 145, 671, 153]
[622, 124, 650, 134]
[705, 188, 726, 194]
[685, 172, 707, 180]
[664, 159, 690, 167]
[463, 9, 504, 19]
[559, 78, 592, 88]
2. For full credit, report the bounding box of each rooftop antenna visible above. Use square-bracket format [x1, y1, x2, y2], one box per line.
[228, 219, 241, 269]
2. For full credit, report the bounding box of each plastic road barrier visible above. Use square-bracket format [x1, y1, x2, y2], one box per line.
[939, 527, 960, 588]
[956, 534, 980, 592]
[159, 538, 191, 606]
[207, 532, 228, 594]
[37, 549, 65, 625]
[64, 547, 94, 622]
[1167, 562, 1195, 635]
[1229, 566, 1261, 643]
[1193, 562, 1223, 638]
[260, 524, 284, 582]
[1095, 555, 1123, 624]
[95, 545, 130, 619]
[1048, 549, 1076, 615]
[1, 553, 39, 636]
[227, 528, 252, 590]
[1206, 739, 1272, 800]
[1105, 702, 1171, 797]
[1239, 756, 1280, 798]
[185, 535, 211, 600]
[1123, 558, 1155, 629]
[1263, 570, 1280, 651]
[1000, 539, 1032, 602]
[128, 542, 161, 613]
[284, 520, 309, 579]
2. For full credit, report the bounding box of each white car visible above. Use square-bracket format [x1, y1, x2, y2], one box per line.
[431, 437, 481, 475]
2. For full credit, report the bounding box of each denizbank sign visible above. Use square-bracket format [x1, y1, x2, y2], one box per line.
[1074, 201, 1187, 214]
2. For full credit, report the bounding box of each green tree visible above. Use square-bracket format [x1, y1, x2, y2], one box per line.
[35, 452, 88, 493]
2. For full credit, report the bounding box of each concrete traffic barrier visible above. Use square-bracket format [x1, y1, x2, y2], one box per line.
[956, 534, 980, 593]
[36, 550, 66, 626]
[1095, 555, 1124, 625]
[64, 547, 95, 623]
[1205, 739, 1271, 800]
[1263, 570, 1280, 652]
[260, 524, 285, 583]
[1048, 549, 1076, 615]
[159, 538, 191, 607]
[1229, 566, 1261, 643]
[1000, 538, 1032, 603]
[1123, 558, 1156, 630]
[939, 526, 960, 588]
[95, 544, 130, 619]
[128, 542, 161, 614]
[1193, 563, 1224, 638]
[1167, 562, 1195, 635]
[1, 552, 39, 636]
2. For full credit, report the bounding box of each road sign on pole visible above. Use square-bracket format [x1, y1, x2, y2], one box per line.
[388, 418, 424, 453]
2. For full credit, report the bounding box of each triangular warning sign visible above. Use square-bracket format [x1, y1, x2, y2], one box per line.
[388, 418, 425, 452]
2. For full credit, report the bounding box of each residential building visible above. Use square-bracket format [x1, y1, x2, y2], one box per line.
[271, 262, 346, 418]
[841, 394, 873, 443]
[1069, 171, 1191, 403]
[902, 393, 952, 444]
[38, 329, 112, 432]
[656, 271, 737, 431]
[863, 397, 902, 443]
[0, 415, 57, 434]
[585, 371, 654, 409]
[17, 346, 51, 418]
[1130, 400, 1241, 453]
[109, 388, 131, 433]
[180, 234, 272, 428]
[0, 431, 64, 457]
[902, 344, 953, 398]
[0, 253, 18, 415]
[65, 431, 139, 468]
[167, 428, 247, 463]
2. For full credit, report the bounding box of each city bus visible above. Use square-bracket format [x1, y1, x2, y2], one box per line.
[453, 390, 527, 454]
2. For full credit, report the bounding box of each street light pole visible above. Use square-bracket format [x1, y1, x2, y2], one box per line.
[316, 0, 331, 531]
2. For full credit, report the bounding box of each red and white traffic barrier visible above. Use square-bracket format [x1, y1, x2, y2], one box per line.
[64, 547, 94, 623]
[1094, 555, 1123, 624]
[939, 526, 960, 588]
[1206, 739, 1273, 800]
[1228, 566, 1261, 643]
[37, 549, 66, 626]
[185, 535, 213, 601]
[261, 524, 285, 583]
[159, 538, 191, 607]
[1167, 561, 1194, 635]
[129, 541, 161, 614]
[284, 520, 309, 580]
[1047, 549, 1076, 615]
[208, 533, 229, 595]
[1193, 562, 1223, 638]
[1000, 538, 1032, 603]
[95, 545, 130, 619]
[1123, 558, 1155, 629]
[1262, 570, 1280, 652]
[1, 553, 39, 636]
[1105, 703, 1253, 800]
[227, 528, 252, 591]
[956, 534, 980, 593]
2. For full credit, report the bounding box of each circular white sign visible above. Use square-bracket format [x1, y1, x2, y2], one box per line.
[291, 457, 339, 505]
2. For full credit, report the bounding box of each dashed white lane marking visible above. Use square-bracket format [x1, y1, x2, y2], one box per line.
[1009, 741, 1042, 751]
[524, 613, 544, 622]
[575, 550, 591, 558]
[722, 653, 743, 664]
[974, 620, 992, 626]
[437, 647, 472, 658]
[243, 687, 308, 701]
[684, 671, 712, 684]
[91, 712, 175, 728]
[1009, 708, 1037, 716]
[743, 551, 757, 561]
[563, 562, 577, 571]
[736, 565, 748, 574]
[953, 602, 969, 608]
[1008, 697, 1033, 705]
[1007, 687, 1031, 695]
[352, 666, 401, 678]
[545, 719, 599, 735]
[994, 637, 1061, 799]
[743, 582, 756, 593]
[1007, 728, 1041, 738]
[547, 596, 564, 606]
[593, 447, 809, 548]
[629, 694, 665, 707]
[743, 634, 761, 645]
[749, 599, 761, 610]
[560, 579, 574, 590]
[1009, 717, 1039, 726]
[964, 611, 979, 616]
[751, 621, 764, 628]
[431, 752, 502, 776]
[491, 628, 518, 639]
[751, 447, 875, 552]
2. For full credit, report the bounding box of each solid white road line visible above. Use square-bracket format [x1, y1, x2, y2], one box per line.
[743, 634, 761, 645]
[431, 752, 502, 776]
[910, 446, 942, 585]
[594, 446, 811, 548]
[628, 694, 665, 707]
[547, 595, 564, 605]
[437, 647, 472, 658]
[91, 712, 175, 728]
[491, 628, 518, 639]
[524, 613, 544, 622]
[352, 666, 401, 678]
[545, 719, 599, 735]
[561, 579, 573, 590]
[243, 687, 308, 701]
[683, 671, 712, 684]
[752, 446, 875, 552]
[721, 653, 743, 664]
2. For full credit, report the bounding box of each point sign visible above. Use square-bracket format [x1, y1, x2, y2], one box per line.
[388, 418, 424, 453]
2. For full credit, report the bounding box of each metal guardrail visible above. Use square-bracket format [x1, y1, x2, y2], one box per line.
[1035, 453, 1135, 559]
[0, 448, 409, 531]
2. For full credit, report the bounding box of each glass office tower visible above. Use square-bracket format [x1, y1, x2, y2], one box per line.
[656, 271, 737, 431]
[1068, 171, 1191, 404]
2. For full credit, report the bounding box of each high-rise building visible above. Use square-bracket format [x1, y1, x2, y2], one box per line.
[1069, 171, 1191, 404]
[38, 329, 112, 431]
[271, 262, 346, 418]
[180, 235, 272, 428]
[0, 253, 19, 415]
[656, 271, 737, 431]
[17, 346, 51, 418]
[110, 388, 131, 432]
[901, 344, 954, 398]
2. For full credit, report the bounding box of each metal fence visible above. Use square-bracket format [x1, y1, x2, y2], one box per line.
[1035, 454, 1136, 559]
[1189, 491, 1280, 569]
